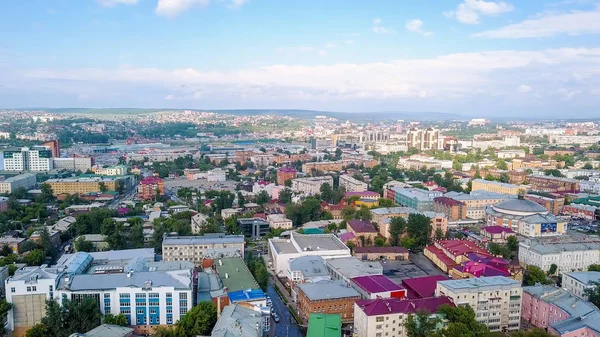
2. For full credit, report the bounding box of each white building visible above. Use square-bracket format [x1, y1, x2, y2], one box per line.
[518, 237, 600, 274]
[190, 213, 209, 234]
[339, 174, 367, 192]
[0, 173, 37, 194]
[562, 272, 600, 300]
[291, 176, 334, 195]
[497, 150, 526, 159]
[266, 214, 293, 230]
[206, 168, 226, 182]
[52, 157, 93, 172]
[436, 277, 522, 332]
[6, 249, 193, 335]
[92, 165, 128, 176]
[326, 257, 383, 284]
[2, 147, 54, 172]
[268, 232, 350, 276]
[162, 234, 245, 263]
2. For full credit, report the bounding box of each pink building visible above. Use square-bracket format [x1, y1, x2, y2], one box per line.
[0, 197, 8, 212]
[522, 285, 600, 336]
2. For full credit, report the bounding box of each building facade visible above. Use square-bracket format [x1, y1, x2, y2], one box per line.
[138, 177, 165, 200]
[291, 176, 334, 195]
[0, 173, 37, 194]
[519, 237, 600, 274]
[297, 280, 360, 322]
[339, 175, 368, 192]
[471, 179, 523, 196]
[276, 167, 297, 186]
[433, 197, 467, 221]
[162, 234, 245, 263]
[46, 177, 119, 196]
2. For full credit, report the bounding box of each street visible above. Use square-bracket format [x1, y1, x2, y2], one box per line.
[266, 282, 303, 337]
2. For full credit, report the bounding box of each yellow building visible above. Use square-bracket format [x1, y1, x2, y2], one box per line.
[471, 179, 524, 196]
[354, 199, 379, 208]
[45, 177, 118, 196]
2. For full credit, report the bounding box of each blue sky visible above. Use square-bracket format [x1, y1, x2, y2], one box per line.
[1, 0, 600, 117]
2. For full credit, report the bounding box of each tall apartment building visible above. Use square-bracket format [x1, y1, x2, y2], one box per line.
[41, 140, 61, 158]
[0, 173, 37, 194]
[291, 176, 334, 195]
[339, 174, 367, 192]
[435, 277, 522, 332]
[444, 191, 513, 220]
[1, 146, 54, 172]
[433, 197, 467, 221]
[302, 161, 344, 173]
[471, 179, 524, 196]
[524, 194, 564, 215]
[406, 127, 440, 151]
[162, 234, 245, 263]
[276, 167, 297, 185]
[391, 188, 442, 212]
[138, 177, 165, 200]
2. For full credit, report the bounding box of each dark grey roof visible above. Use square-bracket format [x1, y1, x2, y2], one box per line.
[494, 198, 547, 213]
[297, 280, 360, 301]
[61, 270, 191, 291]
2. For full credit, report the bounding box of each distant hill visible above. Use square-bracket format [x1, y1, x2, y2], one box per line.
[36, 107, 464, 122]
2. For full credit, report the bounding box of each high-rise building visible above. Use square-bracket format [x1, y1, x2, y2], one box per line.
[41, 140, 61, 158]
[406, 127, 440, 151]
[1, 146, 54, 172]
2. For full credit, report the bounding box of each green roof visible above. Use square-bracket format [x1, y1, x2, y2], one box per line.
[215, 257, 259, 292]
[303, 228, 324, 235]
[307, 314, 342, 337]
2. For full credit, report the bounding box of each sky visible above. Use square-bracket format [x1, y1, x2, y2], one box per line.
[1, 0, 600, 117]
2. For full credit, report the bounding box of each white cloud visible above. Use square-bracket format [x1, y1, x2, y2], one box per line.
[372, 18, 391, 34]
[164, 94, 176, 100]
[155, 0, 210, 18]
[317, 50, 328, 56]
[97, 0, 139, 7]
[77, 94, 90, 100]
[227, 0, 249, 8]
[344, 39, 355, 45]
[325, 43, 337, 48]
[405, 19, 433, 36]
[518, 84, 532, 93]
[474, 6, 600, 38]
[23, 48, 600, 106]
[445, 0, 514, 24]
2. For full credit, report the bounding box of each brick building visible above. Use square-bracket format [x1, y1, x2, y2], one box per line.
[528, 175, 580, 193]
[276, 167, 297, 186]
[137, 177, 165, 200]
[433, 197, 467, 221]
[296, 280, 360, 322]
[524, 194, 564, 215]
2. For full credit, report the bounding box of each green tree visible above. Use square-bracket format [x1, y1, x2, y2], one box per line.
[585, 283, 600, 308]
[75, 236, 94, 252]
[37, 183, 55, 203]
[548, 264, 558, 276]
[524, 265, 552, 286]
[25, 324, 50, 337]
[406, 213, 432, 248]
[496, 159, 508, 170]
[512, 329, 555, 337]
[256, 190, 271, 205]
[237, 191, 245, 207]
[488, 242, 511, 259]
[432, 304, 489, 337]
[0, 298, 12, 334]
[320, 183, 334, 203]
[506, 235, 519, 252]
[98, 181, 108, 193]
[24, 249, 45, 266]
[175, 301, 217, 337]
[405, 311, 440, 337]
[374, 237, 386, 247]
[104, 313, 128, 326]
[130, 223, 145, 248]
[378, 198, 395, 207]
[0, 244, 12, 256]
[389, 217, 407, 246]
[355, 205, 372, 220]
[278, 188, 293, 204]
[588, 264, 600, 272]
[153, 327, 177, 337]
[435, 228, 444, 240]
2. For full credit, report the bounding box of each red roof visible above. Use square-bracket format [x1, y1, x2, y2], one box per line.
[402, 275, 449, 299]
[347, 220, 377, 233]
[140, 176, 163, 184]
[436, 240, 491, 257]
[424, 246, 458, 269]
[482, 226, 514, 234]
[278, 167, 297, 173]
[433, 196, 465, 207]
[354, 246, 408, 254]
[345, 191, 380, 197]
[356, 297, 453, 316]
[351, 275, 405, 294]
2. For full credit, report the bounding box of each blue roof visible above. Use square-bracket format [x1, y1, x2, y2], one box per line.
[62, 252, 93, 275]
[228, 289, 266, 303]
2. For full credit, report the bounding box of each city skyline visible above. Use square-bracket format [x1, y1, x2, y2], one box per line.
[1, 0, 600, 117]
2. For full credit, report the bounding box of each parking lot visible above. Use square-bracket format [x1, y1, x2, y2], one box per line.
[381, 253, 445, 283]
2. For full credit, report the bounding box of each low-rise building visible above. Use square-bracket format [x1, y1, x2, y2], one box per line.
[471, 179, 523, 196]
[190, 213, 208, 234]
[339, 175, 367, 192]
[276, 167, 298, 185]
[524, 193, 564, 215]
[350, 275, 406, 300]
[288, 256, 331, 301]
[436, 277, 523, 332]
[518, 236, 600, 274]
[562, 204, 598, 221]
[352, 246, 409, 261]
[0, 173, 37, 194]
[0, 196, 8, 212]
[480, 226, 516, 244]
[353, 297, 453, 337]
[485, 197, 567, 237]
[326, 257, 383, 283]
[269, 232, 351, 277]
[46, 176, 119, 196]
[292, 176, 334, 195]
[443, 191, 513, 220]
[0, 236, 27, 254]
[562, 271, 600, 300]
[528, 174, 580, 193]
[162, 234, 245, 264]
[346, 220, 378, 246]
[266, 214, 293, 230]
[297, 280, 360, 322]
[211, 303, 267, 337]
[237, 218, 270, 240]
[390, 188, 442, 212]
[92, 165, 128, 176]
[75, 234, 109, 251]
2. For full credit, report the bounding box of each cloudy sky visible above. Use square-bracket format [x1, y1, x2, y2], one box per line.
[1, 0, 600, 117]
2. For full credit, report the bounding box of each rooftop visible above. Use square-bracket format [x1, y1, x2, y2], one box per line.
[351, 275, 405, 294]
[211, 303, 264, 337]
[564, 271, 600, 286]
[550, 309, 600, 335]
[347, 219, 377, 233]
[162, 234, 245, 246]
[356, 297, 453, 316]
[433, 196, 465, 207]
[370, 207, 419, 216]
[353, 246, 409, 254]
[472, 179, 520, 189]
[524, 285, 598, 318]
[60, 269, 192, 291]
[289, 256, 329, 278]
[326, 257, 383, 279]
[493, 198, 548, 214]
[297, 280, 360, 301]
[307, 314, 342, 337]
[522, 236, 600, 255]
[71, 324, 134, 337]
[402, 275, 449, 299]
[215, 257, 259, 292]
[482, 226, 515, 234]
[437, 276, 520, 291]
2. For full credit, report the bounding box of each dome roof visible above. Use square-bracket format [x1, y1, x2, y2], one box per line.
[493, 198, 547, 214]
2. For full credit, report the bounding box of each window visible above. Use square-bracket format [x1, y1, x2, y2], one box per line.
[26, 286, 31, 292]
[120, 308, 131, 314]
[10, 288, 15, 293]
[376, 317, 384, 322]
[120, 293, 130, 299]
[137, 309, 144, 314]
[167, 308, 172, 314]
[179, 293, 187, 300]
[49, 286, 53, 292]
[180, 307, 187, 315]
[32, 286, 36, 291]
[167, 316, 173, 324]
[150, 309, 157, 314]
[136, 293, 147, 299]
[149, 293, 159, 298]
[104, 293, 110, 299]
